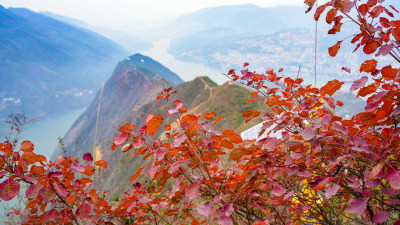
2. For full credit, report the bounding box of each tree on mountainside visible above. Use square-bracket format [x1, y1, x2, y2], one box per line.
[0, 0, 400, 224]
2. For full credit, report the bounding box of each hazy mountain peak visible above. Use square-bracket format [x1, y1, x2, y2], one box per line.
[121, 53, 183, 86]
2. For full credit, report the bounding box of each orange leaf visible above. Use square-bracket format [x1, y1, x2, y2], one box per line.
[129, 166, 145, 181]
[67, 195, 76, 204]
[230, 148, 243, 161]
[223, 130, 242, 144]
[320, 80, 344, 96]
[363, 40, 379, 54]
[94, 160, 107, 169]
[328, 41, 342, 56]
[326, 8, 337, 24]
[30, 165, 44, 175]
[165, 125, 171, 131]
[214, 116, 224, 124]
[381, 66, 399, 80]
[251, 92, 258, 98]
[247, 100, 255, 103]
[146, 114, 164, 135]
[360, 59, 378, 73]
[20, 141, 34, 152]
[203, 112, 217, 120]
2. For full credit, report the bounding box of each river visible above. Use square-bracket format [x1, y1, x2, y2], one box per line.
[141, 39, 228, 85]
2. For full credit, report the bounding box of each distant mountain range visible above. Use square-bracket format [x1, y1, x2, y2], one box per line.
[54, 54, 260, 197]
[41, 12, 152, 53]
[0, 6, 128, 135]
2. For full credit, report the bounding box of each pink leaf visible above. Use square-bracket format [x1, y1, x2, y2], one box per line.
[198, 202, 213, 217]
[168, 160, 185, 174]
[155, 147, 168, 161]
[26, 183, 42, 199]
[376, 44, 394, 56]
[350, 76, 368, 92]
[321, 114, 332, 125]
[71, 163, 85, 172]
[373, 211, 390, 223]
[365, 103, 379, 112]
[348, 198, 368, 215]
[325, 184, 339, 199]
[173, 134, 187, 147]
[217, 203, 234, 216]
[185, 183, 200, 200]
[167, 102, 183, 115]
[148, 164, 160, 178]
[0, 179, 20, 201]
[113, 133, 129, 145]
[82, 153, 93, 162]
[389, 173, 400, 189]
[39, 185, 56, 201]
[271, 187, 286, 197]
[54, 182, 68, 198]
[342, 67, 351, 73]
[76, 203, 91, 218]
[300, 127, 317, 141]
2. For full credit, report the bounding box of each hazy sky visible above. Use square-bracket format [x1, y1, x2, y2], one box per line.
[1, 0, 303, 27]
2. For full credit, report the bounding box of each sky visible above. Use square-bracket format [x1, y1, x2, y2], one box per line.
[1, 0, 304, 28]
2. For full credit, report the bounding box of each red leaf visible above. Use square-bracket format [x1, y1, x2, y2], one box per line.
[94, 160, 107, 169]
[304, 0, 317, 13]
[113, 133, 129, 146]
[363, 40, 379, 54]
[26, 183, 42, 199]
[20, 141, 34, 152]
[348, 198, 368, 215]
[247, 100, 255, 103]
[39, 185, 56, 201]
[320, 80, 344, 96]
[243, 62, 249, 67]
[0, 179, 20, 201]
[76, 203, 91, 218]
[251, 92, 258, 98]
[82, 153, 93, 162]
[326, 8, 337, 24]
[146, 114, 164, 135]
[328, 41, 342, 57]
[129, 166, 145, 181]
[360, 59, 378, 73]
[53, 182, 68, 198]
[185, 182, 200, 200]
[373, 211, 390, 223]
[381, 66, 399, 80]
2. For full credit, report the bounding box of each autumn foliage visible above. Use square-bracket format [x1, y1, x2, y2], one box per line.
[1, 0, 400, 224]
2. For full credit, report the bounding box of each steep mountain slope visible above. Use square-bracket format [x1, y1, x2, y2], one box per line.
[57, 54, 183, 160]
[0, 6, 128, 135]
[56, 54, 260, 197]
[94, 77, 260, 197]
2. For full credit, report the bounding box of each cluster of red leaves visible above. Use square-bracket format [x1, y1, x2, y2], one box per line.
[1, 0, 400, 224]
